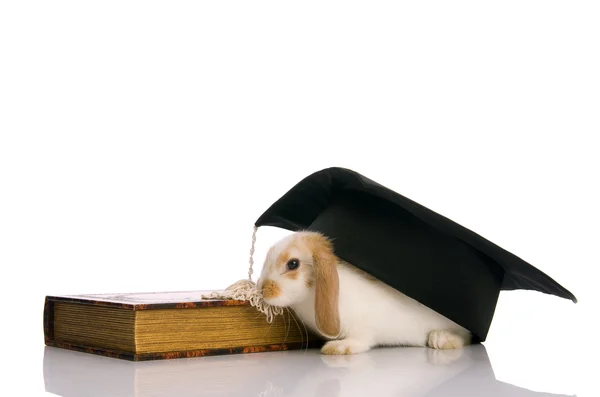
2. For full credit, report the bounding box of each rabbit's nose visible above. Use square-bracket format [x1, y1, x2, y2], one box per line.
[262, 279, 281, 300]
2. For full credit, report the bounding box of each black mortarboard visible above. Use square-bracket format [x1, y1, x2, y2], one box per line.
[254, 167, 577, 342]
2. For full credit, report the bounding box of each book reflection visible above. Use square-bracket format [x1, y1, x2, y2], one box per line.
[43, 344, 575, 397]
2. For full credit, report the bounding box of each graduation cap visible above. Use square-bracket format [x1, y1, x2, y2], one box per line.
[253, 167, 577, 342]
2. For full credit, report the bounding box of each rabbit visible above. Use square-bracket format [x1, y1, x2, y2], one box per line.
[256, 230, 472, 355]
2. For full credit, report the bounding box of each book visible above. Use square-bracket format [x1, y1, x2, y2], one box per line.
[43, 290, 322, 361]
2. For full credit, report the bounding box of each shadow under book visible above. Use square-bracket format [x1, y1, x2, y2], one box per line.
[43, 290, 322, 361]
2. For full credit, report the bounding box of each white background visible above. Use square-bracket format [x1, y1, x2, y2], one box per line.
[1, 1, 598, 396]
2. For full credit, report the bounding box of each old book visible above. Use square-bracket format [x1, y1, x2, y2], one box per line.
[43, 290, 322, 361]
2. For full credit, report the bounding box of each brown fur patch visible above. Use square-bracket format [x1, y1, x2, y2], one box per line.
[275, 251, 291, 270]
[262, 279, 281, 300]
[321, 344, 341, 355]
[320, 343, 352, 355]
[303, 232, 340, 339]
[286, 270, 299, 280]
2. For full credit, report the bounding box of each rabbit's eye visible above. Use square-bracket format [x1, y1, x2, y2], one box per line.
[286, 259, 300, 271]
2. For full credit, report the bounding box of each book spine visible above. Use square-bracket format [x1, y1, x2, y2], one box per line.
[43, 297, 55, 345]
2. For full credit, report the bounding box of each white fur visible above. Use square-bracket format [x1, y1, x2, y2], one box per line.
[258, 232, 471, 355]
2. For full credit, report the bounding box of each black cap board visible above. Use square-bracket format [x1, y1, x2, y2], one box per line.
[254, 167, 576, 342]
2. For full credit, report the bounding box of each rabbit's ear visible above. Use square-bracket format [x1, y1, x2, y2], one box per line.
[307, 234, 341, 339]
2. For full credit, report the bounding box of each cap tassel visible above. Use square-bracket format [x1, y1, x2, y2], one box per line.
[201, 226, 283, 323]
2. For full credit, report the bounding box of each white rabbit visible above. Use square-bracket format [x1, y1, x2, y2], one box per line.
[256, 231, 472, 355]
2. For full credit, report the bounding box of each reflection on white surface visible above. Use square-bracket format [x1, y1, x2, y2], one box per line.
[43, 344, 576, 397]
